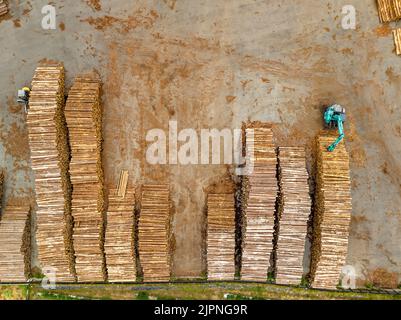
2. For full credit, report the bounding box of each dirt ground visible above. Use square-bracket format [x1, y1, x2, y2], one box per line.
[0, 0, 400, 285]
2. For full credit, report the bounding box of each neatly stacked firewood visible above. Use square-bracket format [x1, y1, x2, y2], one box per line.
[309, 134, 352, 289]
[240, 122, 278, 281]
[0, 205, 31, 282]
[275, 147, 311, 285]
[27, 64, 76, 282]
[65, 73, 106, 282]
[207, 193, 236, 281]
[105, 188, 136, 282]
[138, 185, 171, 282]
[377, 0, 401, 22]
[0, 1, 8, 17]
[393, 28, 401, 55]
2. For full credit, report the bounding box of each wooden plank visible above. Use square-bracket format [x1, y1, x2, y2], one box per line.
[117, 170, 129, 198]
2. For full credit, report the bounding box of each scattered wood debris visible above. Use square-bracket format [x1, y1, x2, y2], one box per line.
[309, 134, 352, 290]
[27, 64, 76, 282]
[240, 122, 278, 281]
[377, 0, 401, 22]
[65, 73, 106, 282]
[0, 1, 8, 17]
[117, 170, 129, 198]
[138, 185, 171, 282]
[0, 204, 31, 282]
[207, 193, 236, 281]
[275, 147, 311, 285]
[393, 28, 401, 55]
[105, 188, 136, 282]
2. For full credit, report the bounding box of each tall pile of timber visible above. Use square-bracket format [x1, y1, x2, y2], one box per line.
[0, 1, 8, 17]
[104, 188, 136, 282]
[138, 185, 171, 282]
[376, 0, 401, 22]
[0, 204, 31, 282]
[309, 134, 352, 289]
[275, 147, 311, 285]
[65, 73, 106, 282]
[207, 193, 236, 281]
[240, 122, 278, 281]
[27, 64, 76, 282]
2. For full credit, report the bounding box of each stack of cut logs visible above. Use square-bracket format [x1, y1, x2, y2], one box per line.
[138, 185, 171, 282]
[105, 188, 136, 282]
[27, 64, 76, 282]
[275, 147, 311, 285]
[310, 134, 352, 289]
[65, 73, 106, 282]
[377, 0, 401, 22]
[0, 1, 8, 17]
[0, 205, 30, 282]
[241, 122, 278, 281]
[207, 193, 236, 281]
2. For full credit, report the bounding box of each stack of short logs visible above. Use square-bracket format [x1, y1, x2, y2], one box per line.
[27, 64, 76, 282]
[275, 147, 311, 285]
[207, 193, 236, 281]
[0, 0, 8, 17]
[138, 185, 171, 282]
[240, 122, 278, 281]
[65, 73, 106, 282]
[309, 134, 352, 289]
[104, 188, 136, 282]
[377, 0, 401, 22]
[0, 204, 30, 282]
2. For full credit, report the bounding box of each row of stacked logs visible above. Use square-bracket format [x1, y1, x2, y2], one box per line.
[275, 147, 311, 286]
[240, 122, 278, 281]
[206, 193, 236, 281]
[309, 134, 352, 289]
[65, 72, 106, 282]
[377, 0, 401, 22]
[27, 64, 76, 282]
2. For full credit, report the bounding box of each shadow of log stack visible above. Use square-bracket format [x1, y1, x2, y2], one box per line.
[207, 193, 236, 281]
[65, 73, 106, 282]
[275, 147, 311, 285]
[240, 122, 278, 281]
[104, 188, 136, 282]
[377, 0, 401, 22]
[0, 1, 8, 17]
[138, 185, 171, 282]
[309, 134, 352, 290]
[0, 204, 31, 283]
[27, 64, 76, 282]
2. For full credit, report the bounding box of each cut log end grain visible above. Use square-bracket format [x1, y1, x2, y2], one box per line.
[309, 134, 352, 290]
[207, 193, 235, 281]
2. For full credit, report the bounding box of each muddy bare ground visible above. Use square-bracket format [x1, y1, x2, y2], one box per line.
[0, 0, 400, 286]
